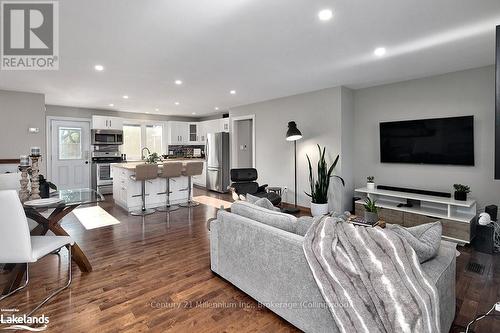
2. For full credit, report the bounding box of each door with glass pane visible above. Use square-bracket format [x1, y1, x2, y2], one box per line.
[50, 120, 91, 190]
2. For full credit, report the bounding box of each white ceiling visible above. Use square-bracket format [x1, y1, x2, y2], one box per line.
[1, 0, 500, 116]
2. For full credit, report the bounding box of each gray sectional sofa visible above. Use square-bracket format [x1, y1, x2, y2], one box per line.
[210, 204, 457, 333]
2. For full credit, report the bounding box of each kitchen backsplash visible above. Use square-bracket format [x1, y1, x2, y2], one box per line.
[167, 145, 205, 157]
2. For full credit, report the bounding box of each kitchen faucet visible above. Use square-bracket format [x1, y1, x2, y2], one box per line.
[141, 147, 151, 160]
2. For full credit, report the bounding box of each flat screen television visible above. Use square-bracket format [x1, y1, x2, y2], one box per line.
[380, 116, 474, 166]
[495, 25, 500, 178]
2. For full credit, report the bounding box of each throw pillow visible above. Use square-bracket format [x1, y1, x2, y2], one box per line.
[254, 197, 281, 212]
[231, 201, 297, 233]
[295, 216, 314, 236]
[388, 222, 442, 263]
[245, 193, 260, 203]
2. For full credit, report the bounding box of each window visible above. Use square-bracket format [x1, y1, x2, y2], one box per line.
[146, 125, 163, 155]
[122, 122, 164, 160]
[59, 127, 82, 160]
[122, 124, 142, 160]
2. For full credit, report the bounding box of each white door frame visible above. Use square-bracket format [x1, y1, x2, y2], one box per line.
[230, 114, 256, 169]
[46, 116, 92, 186]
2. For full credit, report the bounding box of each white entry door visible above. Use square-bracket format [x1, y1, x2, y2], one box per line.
[50, 119, 91, 190]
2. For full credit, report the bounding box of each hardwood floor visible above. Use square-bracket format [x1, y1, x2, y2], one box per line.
[1, 188, 499, 332]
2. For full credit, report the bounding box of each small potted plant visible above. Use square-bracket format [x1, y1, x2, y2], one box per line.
[367, 176, 375, 190]
[146, 152, 161, 164]
[305, 145, 345, 216]
[363, 197, 379, 224]
[453, 184, 470, 201]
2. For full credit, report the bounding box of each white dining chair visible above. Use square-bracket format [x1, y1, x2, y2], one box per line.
[0, 190, 74, 316]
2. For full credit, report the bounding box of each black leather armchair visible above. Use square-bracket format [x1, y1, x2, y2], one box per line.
[229, 168, 281, 206]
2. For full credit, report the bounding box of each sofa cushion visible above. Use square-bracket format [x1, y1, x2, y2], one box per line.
[388, 222, 442, 263]
[245, 193, 260, 203]
[230, 201, 296, 233]
[254, 198, 281, 212]
[295, 216, 314, 236]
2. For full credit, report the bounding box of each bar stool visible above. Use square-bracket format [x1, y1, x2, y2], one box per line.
[157, 161, 183, 212]
[130, 163, 159, 216]
[179, 161, 204, 207]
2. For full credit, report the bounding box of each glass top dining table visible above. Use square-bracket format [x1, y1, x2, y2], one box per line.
[24, 188, 104, 209]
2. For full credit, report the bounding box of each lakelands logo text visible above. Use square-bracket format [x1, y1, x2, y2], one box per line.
[1, 1, 59, 70]
[0, 314, 49, 331]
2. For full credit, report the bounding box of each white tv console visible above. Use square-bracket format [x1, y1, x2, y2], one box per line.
[354, 187, 477, 244]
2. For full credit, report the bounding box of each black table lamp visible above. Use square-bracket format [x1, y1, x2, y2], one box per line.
[284, 121, 302, 214]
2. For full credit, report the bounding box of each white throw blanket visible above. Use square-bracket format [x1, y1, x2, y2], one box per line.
[303, 215, 440, 333]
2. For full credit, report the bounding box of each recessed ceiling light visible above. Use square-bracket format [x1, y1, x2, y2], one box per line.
[122, 95, 129, 99]
[214, 107, 219, 111]
[175, 80, 183, 85]
[374, 47, 387, 57]
[192, 112, 197, 115]
[94, 64, 104, 71]
[145, 112, 150, 114]
[174, 102, 180, 105]
[109, 103, 114, 107]
[230, 90, 236, 95]
[155, 108, 159, 112]
[318, 9, 333, 21]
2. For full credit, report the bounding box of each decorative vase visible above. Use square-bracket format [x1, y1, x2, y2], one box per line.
[367, 182, 375, 190]
[364, 211, 379, 224]
[454, 191, 467, 201]
[311, 202, 329, 216]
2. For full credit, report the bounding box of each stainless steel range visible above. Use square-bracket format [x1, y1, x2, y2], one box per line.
[91, 146, 123, 195]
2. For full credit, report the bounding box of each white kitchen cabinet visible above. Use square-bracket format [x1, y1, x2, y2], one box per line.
[201, 119, 229, 135]
[221, 118, 230, 132]
[203, 119, 219, 136]
[92, 116, 123, 130]
[198, 122, 207, 144]
[167, 121, 189, 145]
[188, 123, 199, 144]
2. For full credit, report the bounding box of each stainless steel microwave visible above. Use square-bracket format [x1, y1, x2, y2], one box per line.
[91, 129, 123, 145]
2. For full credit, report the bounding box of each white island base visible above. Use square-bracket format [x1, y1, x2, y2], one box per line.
[112, 163, 192, 212]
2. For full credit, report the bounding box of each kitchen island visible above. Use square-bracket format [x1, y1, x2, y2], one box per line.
[111, 160, 204, 212]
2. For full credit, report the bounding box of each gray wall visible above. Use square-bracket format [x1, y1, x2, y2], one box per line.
[0, 90, 46, 173]
[235, 119, 253, 168]
[354, 65, 499, 209]
[46, 105, 194, 122]
[230, 86, 353, 212]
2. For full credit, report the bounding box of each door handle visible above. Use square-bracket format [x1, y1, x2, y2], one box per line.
[85, 161, 89, 164]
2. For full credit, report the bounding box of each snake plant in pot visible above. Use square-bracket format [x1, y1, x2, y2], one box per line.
[305, 145, 345, 216]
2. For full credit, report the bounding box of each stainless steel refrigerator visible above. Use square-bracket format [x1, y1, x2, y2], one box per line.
[206, 132, 230, 193]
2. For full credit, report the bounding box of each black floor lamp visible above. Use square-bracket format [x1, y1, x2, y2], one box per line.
[283, 121, 302, 214]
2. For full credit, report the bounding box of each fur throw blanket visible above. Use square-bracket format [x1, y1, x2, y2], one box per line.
[303, 215, 440, 333]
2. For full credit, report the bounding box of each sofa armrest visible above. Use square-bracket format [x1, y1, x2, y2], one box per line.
[211, 210, 337, 333]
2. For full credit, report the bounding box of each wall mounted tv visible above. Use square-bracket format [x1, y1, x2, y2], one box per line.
[380, 116, 474, 166]
[495, 25, 499, 179]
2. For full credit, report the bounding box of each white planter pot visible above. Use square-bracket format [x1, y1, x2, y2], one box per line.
[310, 202, 329, 216]
[366, 182, 375, 190]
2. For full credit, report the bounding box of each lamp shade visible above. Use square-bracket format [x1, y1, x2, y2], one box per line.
[286, 121, 302, 141]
